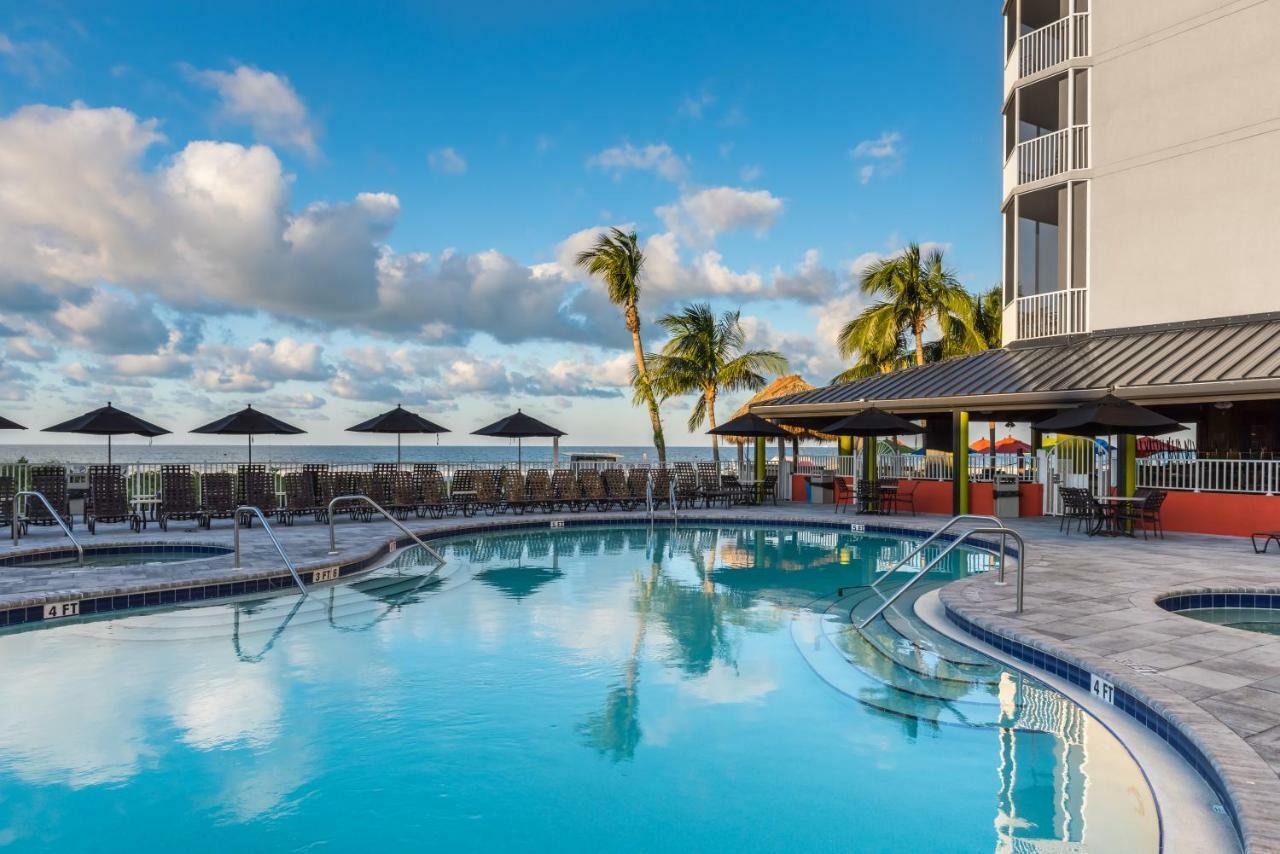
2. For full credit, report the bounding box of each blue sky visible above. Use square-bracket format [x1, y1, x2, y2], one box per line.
[0, 1, 1000, 447]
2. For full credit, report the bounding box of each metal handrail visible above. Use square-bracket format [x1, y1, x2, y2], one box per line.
[645, 471, 655, 520]
[857, 527, 1026, 628]
[868, 514, 1005, 589]
[326, 494, 446, 565]
[668, 472, 679, 520]
[12, 491, 84, 565]
[233, 506, 307, 595]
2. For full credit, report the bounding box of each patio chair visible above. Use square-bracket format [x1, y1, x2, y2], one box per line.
[551, 469, 584, 511]
[526, 469, 554, 512]
[577, 469, 612, 510]
[1121, 489, 1168, 540]
[159, 465, 208, 531]
[833, 476, 856, 514]
[881, 478, 915, 516]
[603, 469, 636, 509]
[85, 465, 143, 534]
[855, 479, 881, 515]
[1058, 487, 1093, 534]
[201, 472, 237, 525]
[754, 473, 778, 505]
[27, 465, 72, 530]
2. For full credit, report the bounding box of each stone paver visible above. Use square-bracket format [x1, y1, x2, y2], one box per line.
[4, 505, 1280, 848]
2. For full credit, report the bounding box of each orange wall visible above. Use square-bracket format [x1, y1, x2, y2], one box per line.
[967, 482, 1044, 518]
[1159, 491, 1280, 537]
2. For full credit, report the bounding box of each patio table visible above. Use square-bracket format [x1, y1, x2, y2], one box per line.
[1090, 496, 1144, 537]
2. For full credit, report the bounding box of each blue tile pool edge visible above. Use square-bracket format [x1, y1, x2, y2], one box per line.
[944, 604, 1246, 851]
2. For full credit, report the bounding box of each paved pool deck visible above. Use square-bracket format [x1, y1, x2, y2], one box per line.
[3, 505, 1280, 850]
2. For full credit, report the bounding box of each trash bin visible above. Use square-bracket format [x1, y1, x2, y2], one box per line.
[993, 473, 1020, 518]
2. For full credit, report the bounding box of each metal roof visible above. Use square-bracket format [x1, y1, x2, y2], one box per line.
[754, 313, 1280, 416]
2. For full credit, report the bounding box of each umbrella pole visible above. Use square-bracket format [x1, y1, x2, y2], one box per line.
[518, 438, 522, 472]
[248, 434, 253, 466]
[107, 434, 112, 467]
[397, 433, 402, 467]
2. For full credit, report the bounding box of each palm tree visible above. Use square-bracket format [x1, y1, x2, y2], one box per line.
[836, 243, 980, 371]
[972, 284, 1003, 349]
[575, 227, 667, 463]
[647, 304, 787, 464]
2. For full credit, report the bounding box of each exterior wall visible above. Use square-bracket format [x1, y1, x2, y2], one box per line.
[1087, 0, 1280, 330]
[1159, 491, 1280, 537]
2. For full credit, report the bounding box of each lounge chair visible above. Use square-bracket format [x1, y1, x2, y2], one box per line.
[0, 475, 18, 533]
[650, 467, 673, 508]
[388, 472, 418, 520]
[526, 469, 554, 512]
[85, 465, 143, 534]
[627, 467, 650, 507]
[551, 469, 584, 511]
[603, 469, 636, 509]
[696, 462, 733, 507]
[673, 463, 700, 508]
[449, 469, 479, 517]
[578, 470, 612, 510]
[236, 464, 278, 525]
[279, 471, 313, 525]
[27, 465, 72, 530]
[201, 472, 237, 525]
[474, 470, 502, 515]
[419, 469, 449, 519]
[303, 464, 332, 521]
[368, 463, 398, 511]
[159, 465, 208, 530]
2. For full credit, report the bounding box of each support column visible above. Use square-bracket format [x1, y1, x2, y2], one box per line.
[1118, 434, 1136, 497]
[838, 436, 854, 456]
[862, 436, 877, 483]
[952, 410, 970, 515]
[754, 437, 766, 502]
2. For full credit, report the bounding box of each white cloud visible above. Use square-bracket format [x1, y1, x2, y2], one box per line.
[587, 142, 686, 183]
[641, 232, 764, 300]
[0, 32, 65, 82]
[196, 337, 331, 393]
[850, 131, 903, 184]
[191, 65, 320, 159]
[427, 146, 467, 175]
[0, 103, 619, 348]
[768, 249, 838, 304]
[6, 337, 54, 362]
[677, 90, 715, 119]
[52, 290, 170, 354]
[656, 186, 783, 245]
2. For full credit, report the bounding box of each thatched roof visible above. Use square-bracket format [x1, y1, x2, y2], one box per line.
[728, 375, 835, 444]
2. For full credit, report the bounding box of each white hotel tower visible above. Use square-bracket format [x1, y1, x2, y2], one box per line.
[1002, 0, 1280, 344]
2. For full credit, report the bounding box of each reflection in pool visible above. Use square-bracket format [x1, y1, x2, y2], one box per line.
[0, 525, 1158, 851]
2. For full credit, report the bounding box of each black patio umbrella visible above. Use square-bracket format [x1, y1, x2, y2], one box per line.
[822, 407, 925, 438]
[190, 404, 305, 464]
[43, 402, 170, 465]
[346, 404, 450, 465]
[472, 409, 566, 469]
[476, 565, 565, 601]
[1032, 394, 1182, 437]
[707, 412, 790, 438]
[0, 414, 26, 431]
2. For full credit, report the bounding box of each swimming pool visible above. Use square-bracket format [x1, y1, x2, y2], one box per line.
[1176, 606, 1280, 635]
[0, 524, 1159, 851]
[0, 542, 232, 568]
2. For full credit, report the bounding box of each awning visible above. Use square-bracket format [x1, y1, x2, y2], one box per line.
[753, 313, 1280, 419]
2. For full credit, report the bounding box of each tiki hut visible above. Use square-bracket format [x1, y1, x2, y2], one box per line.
[726, 375, 834, 465]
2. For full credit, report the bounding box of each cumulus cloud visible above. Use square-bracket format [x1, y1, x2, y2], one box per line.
[0, 103, 619, 348]
[656, 186, 783, 245]
[191, 65, 320, 158]
[587, 142, 686, 183]
[52, 290, 170, 354]
[196, 337, 331, 393]
[427, 146, 467, 175]
[768, 249, 838, 304]
[850, 131, 903, 184]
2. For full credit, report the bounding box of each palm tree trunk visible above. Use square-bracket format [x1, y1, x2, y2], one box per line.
[913, 317, 926, 366]
[706, 386, 719, 465]
[626, 302, 667, 463]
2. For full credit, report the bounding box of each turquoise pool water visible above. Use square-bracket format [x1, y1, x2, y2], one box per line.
[1179, 607, 1280, 636]
[0, 525, 1159, 851]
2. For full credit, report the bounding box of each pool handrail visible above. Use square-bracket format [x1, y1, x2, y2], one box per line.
[867, 514, 1006, 589]
[12, 490, 83, 566]
[233, 505, 307, 595]
[857, 526, 1025, 628]
[325, 494, 446, 565]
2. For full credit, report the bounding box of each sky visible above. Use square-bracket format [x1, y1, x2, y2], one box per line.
[0, 1, 1001, 447]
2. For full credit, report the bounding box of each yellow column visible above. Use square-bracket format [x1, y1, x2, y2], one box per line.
[1118, 434, 1136, 497]
[953, 410, 970, 514]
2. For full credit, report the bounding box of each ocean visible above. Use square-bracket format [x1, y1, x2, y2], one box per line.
[0, 443, 783, 466]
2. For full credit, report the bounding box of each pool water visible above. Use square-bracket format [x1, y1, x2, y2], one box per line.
[1179, 607, 1280, 635]
[0, 525, 1159, 852]
[0, 544, 232, 568]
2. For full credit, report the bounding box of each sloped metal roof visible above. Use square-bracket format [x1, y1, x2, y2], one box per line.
[753, 313, 1280, 416]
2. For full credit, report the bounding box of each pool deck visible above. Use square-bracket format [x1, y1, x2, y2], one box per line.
[4, 505, 1280, 850]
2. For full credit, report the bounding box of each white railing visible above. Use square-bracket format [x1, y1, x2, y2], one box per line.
[1138, 458, 1280, 495]
[1015, 288, 1088, 340]
[1017, 124, 1088, 185]
[1018, 12, 1089, 78]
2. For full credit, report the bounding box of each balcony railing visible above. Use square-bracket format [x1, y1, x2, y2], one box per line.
[1018, 12, 1090, 78]
[1015, 289, 1088, 340]
[1017, 125, 1089, 185]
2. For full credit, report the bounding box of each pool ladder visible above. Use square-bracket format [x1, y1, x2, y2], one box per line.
[848, 514, 1027, 629]
[325, 495, 446, 565]
[234, 506, 308, 595]
[10, 490, 84, 565]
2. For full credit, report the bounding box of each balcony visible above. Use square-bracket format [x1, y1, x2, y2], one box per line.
[1015, 289, 1088, 341]
[1016, 125, 1089, 186]
[1017, 12, 1090, 79]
